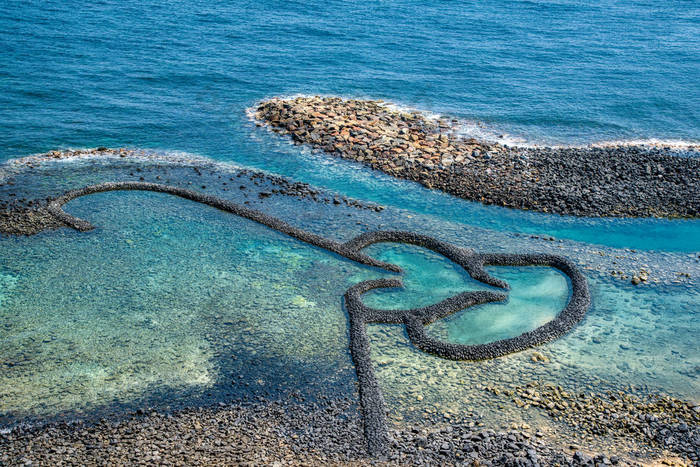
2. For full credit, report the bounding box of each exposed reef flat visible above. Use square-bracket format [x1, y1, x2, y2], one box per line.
[254, 96, 700, 218]
[1, 151, 697, 464]
[2, 148, 695, 287]
[0, 148, 383, 236]
[22, 180, 590, 456]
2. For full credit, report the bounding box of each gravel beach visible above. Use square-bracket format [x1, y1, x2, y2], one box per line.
[2, 394, 697, 466]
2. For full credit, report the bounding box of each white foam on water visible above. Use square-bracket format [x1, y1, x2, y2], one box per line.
[450, 120, 533, 147]
[4, 148, 241, 170]
[250, 95, 700, 152]
[0, 148, 284, 182]
[589, 139, 700, 151]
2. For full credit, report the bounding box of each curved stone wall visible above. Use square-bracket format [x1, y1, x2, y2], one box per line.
[43, 182, 590, 456]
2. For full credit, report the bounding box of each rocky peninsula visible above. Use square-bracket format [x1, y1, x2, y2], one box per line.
[254, 96, 700, 218]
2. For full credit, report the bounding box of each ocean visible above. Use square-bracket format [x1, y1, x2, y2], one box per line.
[0, 0, 698, 450]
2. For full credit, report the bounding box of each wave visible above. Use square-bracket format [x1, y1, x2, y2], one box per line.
[0, 148, 254, 184]
[588, 139, 700, 152]
[3, 148, 237, 168]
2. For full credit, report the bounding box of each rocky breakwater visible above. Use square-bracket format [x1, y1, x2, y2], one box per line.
[254, 96, 700, 218]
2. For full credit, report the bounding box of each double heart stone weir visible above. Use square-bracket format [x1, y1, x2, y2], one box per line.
[46, 182, 591, 456]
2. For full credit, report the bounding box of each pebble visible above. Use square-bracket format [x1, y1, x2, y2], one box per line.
[509, 382, 700, 462]
[0, 397, 619, 465]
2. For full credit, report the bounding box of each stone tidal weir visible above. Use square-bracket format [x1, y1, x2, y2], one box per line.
[21, 181, 589, 455]
[1, 153, 698, 463]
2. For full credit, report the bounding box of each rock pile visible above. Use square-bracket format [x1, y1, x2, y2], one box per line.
[511, 382, 700, 462]
[255, 96, 700, 218]
[0, 207, 65, 235]
[0, 397, 607, 466]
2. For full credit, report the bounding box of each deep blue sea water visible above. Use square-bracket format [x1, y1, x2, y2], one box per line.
[2, 0, 699, 152]
[0, 0, 698, 436]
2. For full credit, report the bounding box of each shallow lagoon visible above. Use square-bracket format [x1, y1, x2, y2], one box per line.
[0, 154, 697, 434]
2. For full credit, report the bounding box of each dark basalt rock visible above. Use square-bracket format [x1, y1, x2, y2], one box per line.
[341, 231, 589, 455]
[0, 397, 608, 465]
[254, 96, 700, 219]
[0, 207, 66, 235]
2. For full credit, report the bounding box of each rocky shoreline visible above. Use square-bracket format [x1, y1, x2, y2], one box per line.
[0, 398, 647, 465]
[254, 96, 700, 218]
[2, 395, 696, 466]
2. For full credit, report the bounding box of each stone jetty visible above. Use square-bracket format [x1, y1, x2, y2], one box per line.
[255, 96, 700, 218]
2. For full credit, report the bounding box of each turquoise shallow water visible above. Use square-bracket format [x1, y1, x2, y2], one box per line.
[0, 0, 698, 432]
[0, 156, 697, 428]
